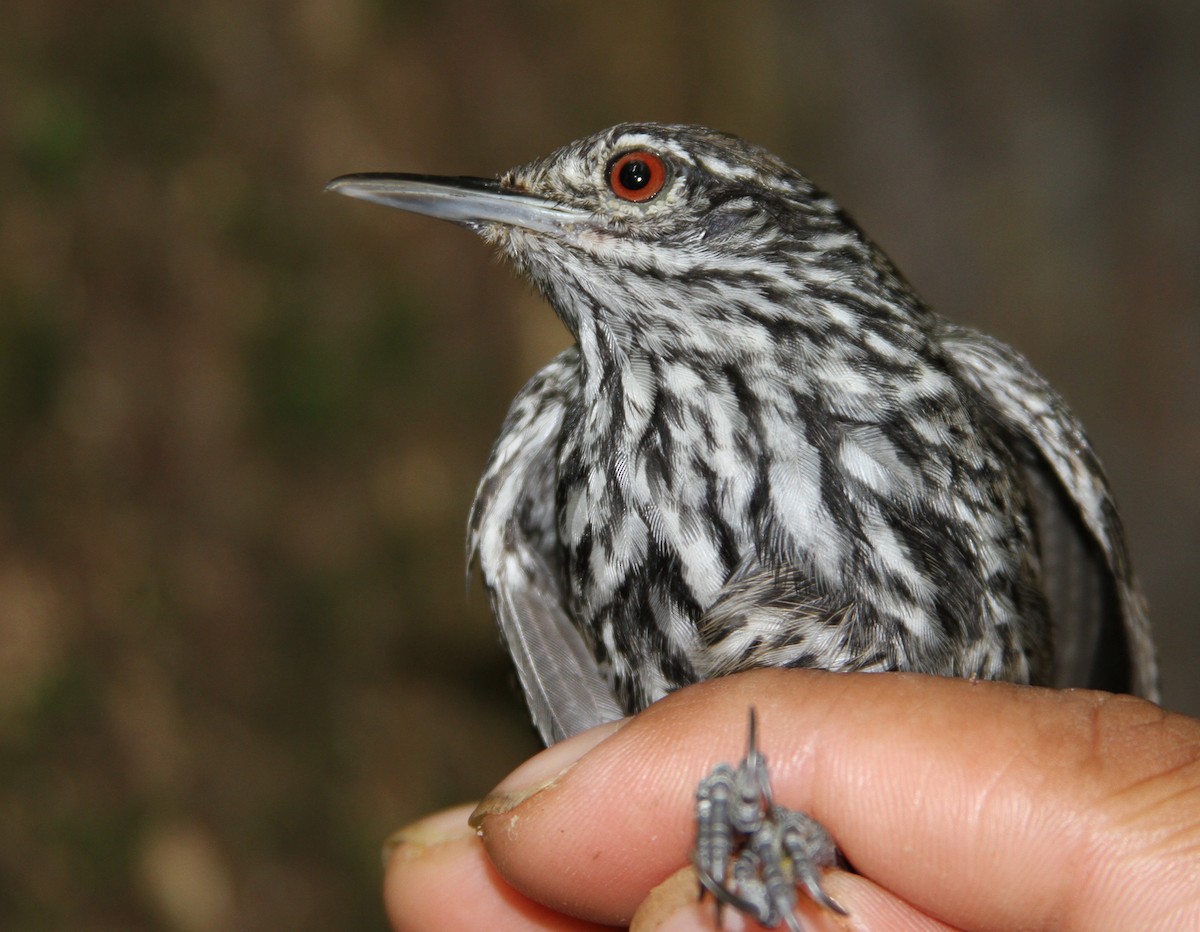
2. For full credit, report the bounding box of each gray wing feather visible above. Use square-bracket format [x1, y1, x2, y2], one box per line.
[941, 325, 1158, 700]
[468, 349, 623, 744]
[1019, 462, 1109, 689]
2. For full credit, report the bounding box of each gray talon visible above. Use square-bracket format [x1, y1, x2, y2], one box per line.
[694, 709, 846, 928]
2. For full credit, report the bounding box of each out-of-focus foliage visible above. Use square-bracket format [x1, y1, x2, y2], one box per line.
[0, 2, 1196, 929]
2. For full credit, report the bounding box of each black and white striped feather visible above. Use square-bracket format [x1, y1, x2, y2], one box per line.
[449, 123, 1158, 744]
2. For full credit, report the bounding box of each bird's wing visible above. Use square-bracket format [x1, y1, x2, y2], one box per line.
[940, 325, 1158, 700]
[468, 349, 624, 745]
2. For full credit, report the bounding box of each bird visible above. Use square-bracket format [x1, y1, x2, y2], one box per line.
[327, 122, 1158, 924]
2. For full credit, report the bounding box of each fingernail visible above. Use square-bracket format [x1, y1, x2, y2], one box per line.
[469, 717, 629, 828]
[629, 867, 713, 932]
[383, 803, 478, 866]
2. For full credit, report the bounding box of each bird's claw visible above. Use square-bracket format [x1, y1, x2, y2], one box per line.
[693, 710, 846, 929]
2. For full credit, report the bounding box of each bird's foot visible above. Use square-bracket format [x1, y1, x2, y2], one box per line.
[693, 710, 846, 930]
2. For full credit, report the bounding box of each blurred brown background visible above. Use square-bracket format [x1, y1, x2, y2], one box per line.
[1, 2, 1197, 929]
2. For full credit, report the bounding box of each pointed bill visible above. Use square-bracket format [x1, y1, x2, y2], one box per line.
[325, 173, 592, 234]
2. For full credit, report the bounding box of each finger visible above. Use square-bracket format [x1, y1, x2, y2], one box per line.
[383, 804, 606, 931]
[472, 669, 1200, 928]
[631, 866, 959, 932]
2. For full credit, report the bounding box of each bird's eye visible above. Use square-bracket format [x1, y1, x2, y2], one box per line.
[606, 150, 668, 203]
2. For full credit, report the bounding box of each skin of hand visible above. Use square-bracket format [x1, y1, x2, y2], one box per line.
[382, 669, 1200, 931]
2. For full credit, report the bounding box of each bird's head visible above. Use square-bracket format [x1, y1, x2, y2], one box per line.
[328, 123, 917, 356]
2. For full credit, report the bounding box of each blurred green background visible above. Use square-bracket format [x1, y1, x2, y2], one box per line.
[1, 2, 1197, 929]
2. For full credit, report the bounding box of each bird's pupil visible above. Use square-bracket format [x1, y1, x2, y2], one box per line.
[618, 159, 651, 190]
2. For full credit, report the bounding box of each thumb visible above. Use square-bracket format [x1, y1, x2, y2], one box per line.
[471, 669, 1200, 929]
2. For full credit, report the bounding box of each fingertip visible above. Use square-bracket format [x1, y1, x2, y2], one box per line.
[385, 804, 479, 863]
[383, 804, 480, 931]
[471, 718, 629, 828]
[630, 866, 951, 932]
[821, 872, 958, 931]
[383, 803, 611, 931]
[628, 867, 702, 932]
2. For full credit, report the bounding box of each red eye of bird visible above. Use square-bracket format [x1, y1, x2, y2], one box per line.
[606, 150, 668, 202]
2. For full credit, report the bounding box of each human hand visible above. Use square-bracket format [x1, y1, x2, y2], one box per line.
[383, 669, 1200, 930]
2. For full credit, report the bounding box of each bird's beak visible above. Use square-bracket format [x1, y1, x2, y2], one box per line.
[325, 173, 591, 235]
